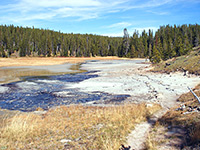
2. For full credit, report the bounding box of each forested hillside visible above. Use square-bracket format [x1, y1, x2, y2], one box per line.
[0, 25, 122, 57]
[0, 24, 199, 63]
[125, 24, 200, 63]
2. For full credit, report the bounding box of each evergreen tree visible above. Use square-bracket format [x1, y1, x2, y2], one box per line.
[130, 45, 137, 58]
[148, 29, 153, 57]
[175, 35, 184, 56]
[0, 24, 199, 61]
[194, 34, 199, 47]
[168, 37, 176, 58]
[150, 44, 161, 63]
[142, 30, 148, 57]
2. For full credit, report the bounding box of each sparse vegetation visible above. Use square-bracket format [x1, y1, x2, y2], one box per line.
[146, 48, 200, 149]
[146, 84, 200, 149]
[153, 46, 200, 75]
[0, 103, 161, 150]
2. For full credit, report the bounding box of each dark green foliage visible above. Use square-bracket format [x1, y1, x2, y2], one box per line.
[127, 24, 200, 63]
[150, 45, 161, 63]
[0, 25, 122, 57]
[0, 24, 199, 63]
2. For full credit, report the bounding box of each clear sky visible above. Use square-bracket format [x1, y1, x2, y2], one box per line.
[0, 0, 199, 37]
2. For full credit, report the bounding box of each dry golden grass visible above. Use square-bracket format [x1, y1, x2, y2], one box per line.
[153, 47, 200, 75]
[0, 103, 161, 150]
[178, 84, 200, 103]
[158, 108, 200, 147]
[0, 56, 131, 68]
[146, 84, 200, 149]
[146, 134, 158, 150]
[0, 68, 54, 84]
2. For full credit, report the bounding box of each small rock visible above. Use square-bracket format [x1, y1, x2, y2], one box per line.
[181, 104, 186, 109]
[60, 139, 72, 143]
[193, 106, 198, 109]
[146, 103, 153, 108]
[188, 108, 193, 112]
[95, 123, 104, 130]
[119, 144, 131, 150]
[176, 104, 186, 111]
[33, 111, 47, 115]
[183, 112, 190, 115]
[75, 137, 81, 141]
[197, 107, 200, 111]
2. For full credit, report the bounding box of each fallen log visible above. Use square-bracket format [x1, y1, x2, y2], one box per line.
[188, 87, 200, 104]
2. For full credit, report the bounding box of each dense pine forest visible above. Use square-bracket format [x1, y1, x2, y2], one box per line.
[0, 24, 199, 63]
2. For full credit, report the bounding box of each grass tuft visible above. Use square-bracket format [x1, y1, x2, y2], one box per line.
[153, 47, 200, 75]
[0, 103, 161, 149]
[146, 84, 200, 149]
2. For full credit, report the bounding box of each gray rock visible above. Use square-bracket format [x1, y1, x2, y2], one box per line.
[33, 111, 47, 115]
[60, 139, 72, 144]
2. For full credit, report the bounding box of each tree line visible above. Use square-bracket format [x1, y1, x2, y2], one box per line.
[120, 24, 200, 63]
[0, 24, 199, 63]
[0, 25, 122, 58]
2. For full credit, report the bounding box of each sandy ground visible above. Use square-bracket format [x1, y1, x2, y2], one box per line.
[0, 57, 127, 84]
[68, 59, 200, 150]
[0, 57, 124, 67]
[70, 59, 200, 108]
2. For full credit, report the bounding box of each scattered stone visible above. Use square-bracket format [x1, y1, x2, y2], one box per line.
[183, 112, 190, 115]
[94, 123, 104, 130]
[176, 104, 186, 111]
[60, 139, 72, 144]
[165, 63, 171, 67]
[188, 107, 193, 112]
[176, 103, 200, 114]
[197, 107, 200, 111]
[75, 137, 81, 141]
[146, 103, 153, 108]
[33, 110, 47, 115]
[119, 144, 131, 150]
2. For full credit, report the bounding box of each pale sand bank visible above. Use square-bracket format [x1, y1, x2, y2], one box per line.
[69, 59, 200, 108]
[0, 57, 130, 84]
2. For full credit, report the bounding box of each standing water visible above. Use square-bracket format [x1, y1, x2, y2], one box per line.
[0, 61, 131, 112]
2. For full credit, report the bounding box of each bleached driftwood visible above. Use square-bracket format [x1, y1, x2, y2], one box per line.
[188, 87, 200, 104]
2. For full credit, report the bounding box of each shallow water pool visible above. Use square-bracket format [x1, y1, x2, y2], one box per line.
[0, 70, 130, 111]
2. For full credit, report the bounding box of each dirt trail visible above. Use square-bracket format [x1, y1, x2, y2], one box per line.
[125, 71, 198, 150]
[126, 108, 169, 150]
[127, 122, 152, 149]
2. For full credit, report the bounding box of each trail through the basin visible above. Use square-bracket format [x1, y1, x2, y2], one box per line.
[126, 108, 168, 150]
[70, 60, 200, 150]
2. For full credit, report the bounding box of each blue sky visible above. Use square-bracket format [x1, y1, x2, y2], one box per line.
[0, 0, 200, 37]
